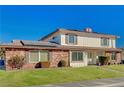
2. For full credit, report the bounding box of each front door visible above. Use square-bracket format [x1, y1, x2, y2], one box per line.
[88, 52, 94, 64]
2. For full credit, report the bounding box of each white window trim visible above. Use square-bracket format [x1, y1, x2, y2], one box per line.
[29, 50, 39, 63]
[39, 51, 40, 62]
[111, 52, 116, 61]
[71, 51, 84, 62]
[29, 50, 49, 63]
[66, 34, 77, 44]
[101, 38, 110, 47]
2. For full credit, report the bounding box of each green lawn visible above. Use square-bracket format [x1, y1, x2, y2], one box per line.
[0, 66, 124, 87]
[104, 64, 124, 72]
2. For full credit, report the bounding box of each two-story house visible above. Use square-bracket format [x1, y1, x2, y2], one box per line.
[40, 28, 121, 67]
[0, 28, 122, 70]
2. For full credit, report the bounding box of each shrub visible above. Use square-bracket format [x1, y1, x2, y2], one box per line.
[8, 55, 25, 69]
[57, 60, 66, 67]
[98, 56, 109, 66]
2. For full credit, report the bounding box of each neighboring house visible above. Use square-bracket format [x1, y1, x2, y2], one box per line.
[0, 28, 122, 70]
[120, 48, 124, 62]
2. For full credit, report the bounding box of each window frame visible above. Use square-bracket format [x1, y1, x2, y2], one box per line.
[29, 50, 39, 63]
[66, 34, 77, 44]
[101, 38, 110, 46]
[88, 52, 92, 59]
[29, 50, 49, 63]
[111, 52, 116, 61]
[72, 51, 83, 62]
[39, 51, 49, 62]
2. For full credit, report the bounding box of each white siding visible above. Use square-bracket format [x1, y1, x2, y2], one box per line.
[70, 51, 88, 67]
[60, 35, 116, 48]
[78, 36, 100, 47]
[60, 34, 65, 45]
[70, 63, 87, 67]
[107, 38, 116, 48]
[112, 39, 116, 48]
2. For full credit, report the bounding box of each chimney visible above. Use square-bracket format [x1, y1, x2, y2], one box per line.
[84, 28, 92, 33]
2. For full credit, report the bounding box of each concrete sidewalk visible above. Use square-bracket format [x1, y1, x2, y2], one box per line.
[42, 77, 124, 87]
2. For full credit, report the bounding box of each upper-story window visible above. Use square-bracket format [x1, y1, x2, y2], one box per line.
[66, 34, 77, 44]
[101, 38, 109, 46]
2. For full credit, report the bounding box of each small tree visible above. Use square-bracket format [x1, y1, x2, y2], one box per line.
[8, 55, 25, 69]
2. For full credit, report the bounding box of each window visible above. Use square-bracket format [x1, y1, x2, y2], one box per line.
[29, 51, 39, 62]
[101, 38, 109, 46]
[40, 51, 49, 61]
[88, 52, 92, 59]
[72, 51, 83, 61]
[69, 35, 75, 43]
[78, 52, 83, 61]
[72, 52, 77, 61]
[111, 52, 116, 60]
[66, 34, 77, 44]
[29, 50, 49, 63]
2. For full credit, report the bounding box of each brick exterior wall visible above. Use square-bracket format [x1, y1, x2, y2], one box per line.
[116, 52, 121, 63]
[50, 50, 69, 67]
[4, 48, 121, 70]
[105, 52, 121, 64]
[4, 48, 69, 70]
[5, 48, 26, 70]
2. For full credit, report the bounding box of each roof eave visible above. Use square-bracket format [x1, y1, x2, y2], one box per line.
[39, 29, 60, 41]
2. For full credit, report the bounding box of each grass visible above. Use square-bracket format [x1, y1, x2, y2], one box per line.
[0, 66, 124, 87]
[104, 64, 124, 72]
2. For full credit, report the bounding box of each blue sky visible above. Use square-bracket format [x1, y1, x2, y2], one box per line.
[0, 5, 124, 47]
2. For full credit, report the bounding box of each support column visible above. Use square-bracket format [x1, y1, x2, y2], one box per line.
[116, 52, 121, 64]
[83, 51, 88, 66]
[105, 52, 111, 62]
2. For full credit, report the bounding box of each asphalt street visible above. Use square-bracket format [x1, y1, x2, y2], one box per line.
[42, 77, 124, 87]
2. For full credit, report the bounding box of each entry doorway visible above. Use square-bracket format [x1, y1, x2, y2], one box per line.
[87, 52, 96, 65]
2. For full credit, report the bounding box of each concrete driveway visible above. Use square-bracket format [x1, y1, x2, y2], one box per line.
[42, 77, 124, 87]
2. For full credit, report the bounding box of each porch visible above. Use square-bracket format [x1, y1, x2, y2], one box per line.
[87, 50, 121, 65]
[69, 48, 121, 67]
